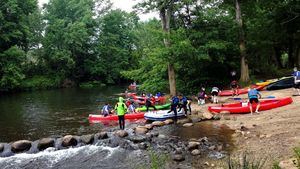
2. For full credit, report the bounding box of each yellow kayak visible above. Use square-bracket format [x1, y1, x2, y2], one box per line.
[256, 77, 290, 86]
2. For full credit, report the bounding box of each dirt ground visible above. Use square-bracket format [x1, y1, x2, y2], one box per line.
[191, 88, 300, 168]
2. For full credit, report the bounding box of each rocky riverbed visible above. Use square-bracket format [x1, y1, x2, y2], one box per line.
[0, 114, 235, 169]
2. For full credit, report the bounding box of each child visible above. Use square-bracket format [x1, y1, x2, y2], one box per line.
[128, 101, 136, 114]
[101, 103, 111, 117]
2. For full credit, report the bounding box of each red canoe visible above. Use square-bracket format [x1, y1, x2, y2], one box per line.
[219, 85, 264, 96]
[132, 96, 166, 105]
[88, 113, 145, 122]
[208, 97, 293, 114]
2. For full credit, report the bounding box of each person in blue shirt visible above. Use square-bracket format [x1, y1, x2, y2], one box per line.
[248, 86, 262, 114]
[168, 95, 179, 122]
[101, 103, 112, 117]
[292, 67, 300, 95]
[178, 94, 188, 116]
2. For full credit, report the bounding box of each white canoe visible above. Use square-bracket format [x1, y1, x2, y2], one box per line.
[144, 109, 185, 121]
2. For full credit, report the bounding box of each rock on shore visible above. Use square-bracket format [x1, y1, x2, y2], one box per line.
[11, 140, 32, 153]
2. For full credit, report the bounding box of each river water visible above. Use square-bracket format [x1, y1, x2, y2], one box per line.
[0, 87, 234, 169]
[0, 86, 125, 142]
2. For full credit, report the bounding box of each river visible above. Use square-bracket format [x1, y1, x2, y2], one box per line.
[0, 86, 125, 142]
[0, 87, 234, 169]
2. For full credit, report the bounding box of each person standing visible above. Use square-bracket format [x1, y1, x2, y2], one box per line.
[292, 67, 300, 96]
[211, 87, 220, 103]
[168, 95, 179, 122]
[248, 86, 262, 115]
[114, 97, 127, 130]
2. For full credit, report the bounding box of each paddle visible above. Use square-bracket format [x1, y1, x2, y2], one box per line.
[229, 95, 276, 101]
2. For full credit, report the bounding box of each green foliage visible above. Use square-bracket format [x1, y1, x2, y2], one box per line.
[136, 149, 169, 169]
[272, 162, 281, 169]
[79, 81, 106, 88]
[21, 76, 61, 90]
[294, 147, 300, 168]
[227, 153, 267, 169]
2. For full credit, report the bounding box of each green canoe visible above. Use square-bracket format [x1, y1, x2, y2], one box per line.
[136, 103, 171, 112]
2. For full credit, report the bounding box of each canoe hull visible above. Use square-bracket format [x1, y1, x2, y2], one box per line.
[136, 103, 171, 112]
[89, 113, 144, 122]
[144, 109, 185, 121]
[219, 85, 264, 96]
[208, 97, 293, 114]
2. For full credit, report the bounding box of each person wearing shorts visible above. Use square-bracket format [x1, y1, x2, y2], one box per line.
[248, 86, 261, 114]
[211, 87, 220, 103]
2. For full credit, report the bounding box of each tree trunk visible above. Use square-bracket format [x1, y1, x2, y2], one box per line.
[235, 0, 250, 83]
[296, 45, 300, 68]
[272, 46, 283, 68]
[160, 7, 176, 96]
[288, 38, 294, 68]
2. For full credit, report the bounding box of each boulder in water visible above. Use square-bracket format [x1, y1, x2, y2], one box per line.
[115, 130, 128, 138]
[164, 119, 174, 125]
[191, 149, 201, 156]
[135, 127, 148, 134]
[0, 143, 4, 153]
[96, 132, 108, 139]
[152, 121, 165, 127]
[176, 118, 191, 124]
[37, 138, 55, 151]
[62, 135, 77, 147]
[202, 112, 214, 120]
[128, 135, 147, 143]
[183, 123, 193, 127]
[213, 114, 221, 120]
[11, 140, 32, 153]
[80, 134, 94, 144]
[138, 142, 148, 150]
[187, 141, 200, 150]
[172, 154, 185, 162]
[144, 124, 154, 130]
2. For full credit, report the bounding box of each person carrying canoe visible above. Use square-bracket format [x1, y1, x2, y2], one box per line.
[197, 87, 206, 105]
[178, 94, 188, 116]
[248, 85, 262, 115]
[101, 103, 112, 117]
[292, 67, 300, 96]
[145, 96, 157, 112]
[211, 87, 220, 104]
[114, 97, 127, 130]
[168, 95, 179, 122]
[230, 80, 239, 96]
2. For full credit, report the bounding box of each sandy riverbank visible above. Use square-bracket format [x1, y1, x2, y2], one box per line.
[191, 88, 300, 168]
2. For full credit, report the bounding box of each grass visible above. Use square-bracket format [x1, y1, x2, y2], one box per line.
[136, 149, 169, 169]
[294, 147, 300, 169]
[226, 153, 267, 169]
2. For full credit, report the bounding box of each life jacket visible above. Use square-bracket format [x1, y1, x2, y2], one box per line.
[115, 97, 127, 116]
[171, 96, 179, 105]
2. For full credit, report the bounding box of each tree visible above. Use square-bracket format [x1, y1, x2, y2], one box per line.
[235, 0, 249, 82]
[136, 0, 177, 96]
[0, 0, 38, 91]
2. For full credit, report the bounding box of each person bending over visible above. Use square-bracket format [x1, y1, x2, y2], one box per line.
[145, 96, 157, 112]
[248, 86, 262, 115]
[178, 94, 188, 116]
[211, 87, 220, 104]
[168, 95, 179, 122]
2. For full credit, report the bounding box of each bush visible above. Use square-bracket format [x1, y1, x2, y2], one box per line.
[79, 81, 106, 88]
[21, 76, 61, 90]
[226, 153, 267, 169]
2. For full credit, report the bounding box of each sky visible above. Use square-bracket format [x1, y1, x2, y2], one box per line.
[38, 0, 158, 21]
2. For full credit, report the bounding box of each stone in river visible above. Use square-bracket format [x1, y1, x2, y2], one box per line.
[37, 138, 55, 151]
[191, 149, 201, 156]
[80, 134, 94, 144]
[62, 135, 78, 147]
[96, 132, 108, 139]
[11, 140, 32, 153]
[115, 130, 128, 138]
